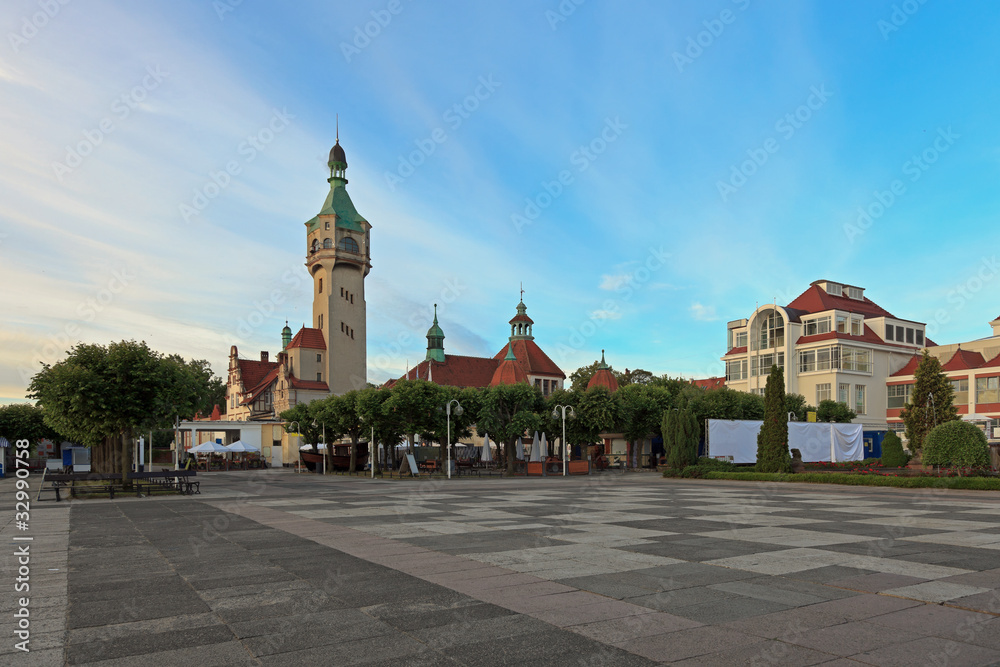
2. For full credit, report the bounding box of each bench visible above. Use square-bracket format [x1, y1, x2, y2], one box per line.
[39, 472, 123, 501]
[128, 471, 199, 496]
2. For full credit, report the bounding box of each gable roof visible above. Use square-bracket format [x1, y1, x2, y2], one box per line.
[241, 365, 280, 405]
[942, 349, 986, 372]
[286, 327, 327, 351]
[786, 284, 894, 319]
[388, 355, 500, 389]
[890, 355, 922, 378]
[236, 358, 279, 391]
[493, 339, 565, 378]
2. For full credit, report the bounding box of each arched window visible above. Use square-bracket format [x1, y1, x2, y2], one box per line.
[310, 239, 319, 253]
[323, 238, 333, 249]
[338, 237, 360, 254]
[757, 311, 784, 350]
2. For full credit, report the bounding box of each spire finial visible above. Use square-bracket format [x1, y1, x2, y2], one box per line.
[520, 282, 524, 302]
[336, 114, 339, 143]
[433, 303, 438, 323]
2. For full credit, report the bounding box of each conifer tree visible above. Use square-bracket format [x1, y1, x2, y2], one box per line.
[900, 351, 958, 452]
[755, 365, 791, 472]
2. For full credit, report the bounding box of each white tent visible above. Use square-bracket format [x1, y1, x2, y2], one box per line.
[706, 420, 864, 463]
[225, 440, 260, 453]
[190, 441, 229, 453]
[540, 433, 549, 458]
[481, 434, 494, 463]
[300, 443, 328, 451]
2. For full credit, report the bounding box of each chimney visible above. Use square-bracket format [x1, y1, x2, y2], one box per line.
[992, 317, 1000, 337]
[261, 351, 269, 362]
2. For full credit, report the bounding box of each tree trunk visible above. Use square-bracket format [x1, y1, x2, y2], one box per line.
[121, 432, 133, 489]
[505, 439, 516, 476]
[349, 435, 358, 473]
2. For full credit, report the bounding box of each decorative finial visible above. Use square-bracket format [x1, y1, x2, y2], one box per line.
[336, 114, 339, 143]
[433, 303, 438, 323]
[520, 282, 524, 302]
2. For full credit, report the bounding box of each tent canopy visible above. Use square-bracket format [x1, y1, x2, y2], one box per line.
[190, 441, 229, 453]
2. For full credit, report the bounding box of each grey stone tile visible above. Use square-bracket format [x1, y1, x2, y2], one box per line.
[65, 624, 235, 663]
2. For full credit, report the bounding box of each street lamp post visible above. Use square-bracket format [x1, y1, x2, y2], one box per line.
[552, 405, 575, 477]
[445, 399, 464, 480]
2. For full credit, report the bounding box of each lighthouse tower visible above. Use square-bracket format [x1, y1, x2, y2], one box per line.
[304, 136, 371, 394]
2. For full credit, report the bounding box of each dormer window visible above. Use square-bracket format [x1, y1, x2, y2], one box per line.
[827, 283, 843, 296]
[851, 317, 863, 336]
[847, 286, 864, 300]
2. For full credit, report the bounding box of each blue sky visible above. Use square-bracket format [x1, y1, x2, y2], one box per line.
[2, 0, 999, 402]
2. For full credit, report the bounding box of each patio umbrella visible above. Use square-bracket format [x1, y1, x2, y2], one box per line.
[481, 434, 494, 463]
[190, 441, 229, 453]
[224, 440, 260, 453]
[515, 436, 524, 461]
[299, 443, 328, 451]
[529, 431, 541, 462]
[541, 433, 549, 458]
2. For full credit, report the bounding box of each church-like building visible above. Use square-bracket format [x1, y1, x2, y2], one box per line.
[225, 136, 371, 420]
[390, 299, 566, 394]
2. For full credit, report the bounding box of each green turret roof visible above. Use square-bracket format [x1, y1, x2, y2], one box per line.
[306, 182, 367, 233]
[426, 304, 445, 363]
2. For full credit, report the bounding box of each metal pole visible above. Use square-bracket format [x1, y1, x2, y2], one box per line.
[562, 411, 567, 477]
[371, 426, 375, 479]
[322, 423, 326, 475]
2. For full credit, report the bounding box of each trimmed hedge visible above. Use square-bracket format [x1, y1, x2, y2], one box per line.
[923, 421, 990, 468]
[701, 471, 1000, 490]
[880, 431, 911, 468]
[662, 457, 740, 478]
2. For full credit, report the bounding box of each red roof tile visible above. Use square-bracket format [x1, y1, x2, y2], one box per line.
[394, 356, 500, 389]
[692, 377, 726, 390]
[942, 349, 986, 372]
[493, 339, 565, 378]
[891, 355, 921, 377]
[288, 377, 329, 391]
[286, 327, 327, 351]
[724, 346, 747, 357]
[984, 352, 1000, 368]
[241, 365, 279, 405]
[491, 357, 530, 386]
[587, 369, 619, 392]
[237, 358, 279, 391]
[786, 284, 895, 319]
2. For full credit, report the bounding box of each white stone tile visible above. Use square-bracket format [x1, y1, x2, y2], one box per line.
[697, 526, 875, 547]
[880, 581, 992, 603]
[851, 517, 1000, 531]
[692, 513, 820, 527]
[901, 531, 1000, 549]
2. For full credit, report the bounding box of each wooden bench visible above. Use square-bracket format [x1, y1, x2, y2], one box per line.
[39, 472, 123, 501]
[128, 471, 199, 496]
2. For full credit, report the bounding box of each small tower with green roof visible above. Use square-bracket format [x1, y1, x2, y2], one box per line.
[425, 304, 446, 363]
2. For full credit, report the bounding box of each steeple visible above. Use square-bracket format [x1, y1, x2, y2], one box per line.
[328, 117, 348, 183]
[508, 298, 535, 341]
[425, 304, 445, 363]
[281, 321, 292, 350]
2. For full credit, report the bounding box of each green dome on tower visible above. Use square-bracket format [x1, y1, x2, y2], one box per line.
[425, 304, 445, 363]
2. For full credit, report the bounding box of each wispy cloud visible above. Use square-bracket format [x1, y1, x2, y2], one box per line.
[690, 302, 718, 322]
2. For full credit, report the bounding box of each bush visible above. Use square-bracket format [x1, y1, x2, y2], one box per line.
[701, 471, 1000, 490]
[881, 431, 910, 468]
[923, 421, 990, 468]
[662, 457, 739, 478]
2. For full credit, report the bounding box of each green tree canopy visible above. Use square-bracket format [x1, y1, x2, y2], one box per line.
[279, 403, 322, 446]
[901, 351, 959, 452]
[784, 393, 815, 422]
[816, 399, 856, 423]
[477, 383, 543, 475]
[357, 386, 406, 473]
[755, 365, 791, 473]
[0, 403, 64, 450]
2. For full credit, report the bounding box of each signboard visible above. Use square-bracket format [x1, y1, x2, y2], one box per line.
[405, 453, 419, 476]
[807, 411, 817, 423]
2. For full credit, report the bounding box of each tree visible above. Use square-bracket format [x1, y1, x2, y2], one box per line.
[384, 380, 446, 461]
[784, 393, 815, 422]
[575, 386, 620, 451]
[477, 383, 542, 475]
[0, 404, 64, 453]
[816, 399, 856, 423]
[357, 387, 406, 474]
[28, 341, 216, 475]
[755, 365, 790, 473]
[901, 351, 959, 452]
[618, 384, 673, 467]
[279, 403, 322, 447]
[311, 391, 367, 473]
[619, 368, 654, 386]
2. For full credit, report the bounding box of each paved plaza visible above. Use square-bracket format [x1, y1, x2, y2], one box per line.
[3, 471, 1000, 665]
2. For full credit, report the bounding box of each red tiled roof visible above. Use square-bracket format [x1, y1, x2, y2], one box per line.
[241, 365, 279, 405]
[942, 349, 986, 372]
[587, 369, 619, 392]
[286, 327, 327, 350]
[984, 352, 1000, 369]
[210, 405, 221, 420]
[491, 356, 530, 386]
[493, 339, 565, 378]
[509, 313, 534, 324]
[288, 377, 329, 391]
[786, 284, 895, 319]
[393, 355, 500, 389]
[890, 355, 921, 377]
[236, 358, 279, 391]
[724, 346, 747, 357]
[692, 377, 726, 390]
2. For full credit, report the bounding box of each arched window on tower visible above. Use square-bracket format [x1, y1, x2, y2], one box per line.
[323, 238, 332, 249]
[338, 237, 360, 254]
[310, 239, 319, 253]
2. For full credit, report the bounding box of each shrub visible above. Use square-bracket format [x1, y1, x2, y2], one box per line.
[755, 365, 790, 473]
[923, 421, 990, 468]
[881, 431, 910, 468]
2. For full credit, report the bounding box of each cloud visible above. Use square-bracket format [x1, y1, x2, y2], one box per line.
[690, 302, 718, 322]
[591, 309, 623, 320]
[599, 274, 630, 291]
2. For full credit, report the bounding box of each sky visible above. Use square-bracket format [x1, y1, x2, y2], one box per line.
[2, 0, 1000, 403]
